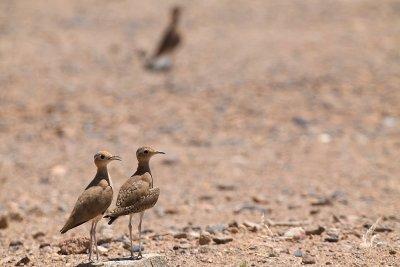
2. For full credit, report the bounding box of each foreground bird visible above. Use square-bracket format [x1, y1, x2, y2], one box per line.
[60, 151, 121, 262]
[105, 147, 164, 259]
[145, 6, 182, 71]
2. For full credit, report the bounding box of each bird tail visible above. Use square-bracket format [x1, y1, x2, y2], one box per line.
[60, 216, 87, 234]
[60, 218, 72, 234]
[103, 214, 118, 225]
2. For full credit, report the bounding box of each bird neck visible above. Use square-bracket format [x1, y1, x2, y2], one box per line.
[96, 165, 109, 178]
[171, 16, 179, 28]
[86, 166, 111, 189]
[95, 166, 112, 186]
[134, 160, 151, 176]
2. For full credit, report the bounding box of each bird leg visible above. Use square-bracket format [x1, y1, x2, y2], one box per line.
[89, 220, 95, 262]
[137, 211, 144, 259]
[93, 220, 99, 261]
[128, 214, 134, 259]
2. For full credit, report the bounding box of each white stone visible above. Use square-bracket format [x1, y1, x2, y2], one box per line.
[318, 133, 331, 143]
[90, 254, 167, 267]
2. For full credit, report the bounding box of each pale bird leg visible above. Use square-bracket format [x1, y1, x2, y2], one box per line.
[89, 220, 95, 262]
[93, 220, 99, 261]
[137, 211, 144, 259]
[128, 214, 134, 259]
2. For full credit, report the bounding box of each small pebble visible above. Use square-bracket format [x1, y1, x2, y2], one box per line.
[0, 215, 8, 229]
[199, 233, 212, 245]
[305, 226, 325, 236]
[243, 221, 261, 232]
[164, 208, 179, 215]
[324, 234, 339, 242]
[178, 243, 191, 249]
[33, 231, 45, 239]
[9, 240, 23, 247]
[58, 237, 90, 255]
[251, 195, 269, 204]
[213, 235, 233, 244]
[39, 243, 51, 249]
[97, 245, 108, 254]
[294, 249, 303, 257]
[132, 245, 144, 252]
[310, 197, 332, 206]
[173, 232, 188, 239]
[15, 256, 30, 266]
[284, 227, 306, 240]
[216, 184, 236, 191]
[8, 211, 23, 222]
[206, 224, 227, 234]
[229, 227, 239, 234]
[302, 254, 316, 265]
[228, 221, 239, 228]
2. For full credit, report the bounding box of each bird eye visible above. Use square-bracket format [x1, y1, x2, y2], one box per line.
[143, 150, 149, 154]
[100, 155, 105, 159]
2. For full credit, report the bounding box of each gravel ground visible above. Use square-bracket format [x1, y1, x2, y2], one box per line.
[0, 0, 400, 266]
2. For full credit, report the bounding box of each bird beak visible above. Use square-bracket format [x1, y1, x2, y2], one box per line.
[155, 151, 165, 155]
[110, 155, 122, 161]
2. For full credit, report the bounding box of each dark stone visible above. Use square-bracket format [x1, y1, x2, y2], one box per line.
[310, 197, 332, 206]
[292, 117, 309, 128]
[0, 215, 8, 229]
[9, 240, 23, 247]
[213, 235, 233, 244]
[305, 226, 325, 236]
[15, 256, 30, 266]
[324, 234, 339, 243]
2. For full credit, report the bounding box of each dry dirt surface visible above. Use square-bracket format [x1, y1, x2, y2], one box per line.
[1, 0, 400, 266]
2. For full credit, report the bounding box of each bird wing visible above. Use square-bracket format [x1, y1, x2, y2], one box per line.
[154, 27, 181, 57]
[115, 174, 151, 208]
[106, 173, 160, 220]
[106, 188, 160, 220]
[60, 181, 113, 233]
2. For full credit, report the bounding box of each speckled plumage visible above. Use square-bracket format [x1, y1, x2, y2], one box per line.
[105, 146, 164, 259]
[106, 175, 160, 220]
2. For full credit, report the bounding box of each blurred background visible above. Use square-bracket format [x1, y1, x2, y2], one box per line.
[0, 0, 399, 266]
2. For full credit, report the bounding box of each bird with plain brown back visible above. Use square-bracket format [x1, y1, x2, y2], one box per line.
[105, 146, 164, 259]
[145, 6, 183, 71]
[60, 151, 121, 262]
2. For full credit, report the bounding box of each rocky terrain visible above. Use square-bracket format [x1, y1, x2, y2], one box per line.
[0, 0, 400, 266]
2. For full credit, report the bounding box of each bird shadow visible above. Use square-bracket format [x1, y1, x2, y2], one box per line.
[75, 257, 140, 267]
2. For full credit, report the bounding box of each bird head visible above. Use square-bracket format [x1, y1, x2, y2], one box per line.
[94, 151, 121, 167]
[171, 6, 182, 23]
[136, 146, 165, 162]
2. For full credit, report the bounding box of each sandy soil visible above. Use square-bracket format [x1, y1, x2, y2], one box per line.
[0, 0, 400, 266]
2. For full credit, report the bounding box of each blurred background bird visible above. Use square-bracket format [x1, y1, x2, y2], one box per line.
[143, 6, 182, 72]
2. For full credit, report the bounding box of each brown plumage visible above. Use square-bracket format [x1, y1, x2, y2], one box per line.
[105, 146, 164, 259]
[153, 6, 182, 58]
[145, 6, 182, 71]
[60, 151, 121, 262]
[106, 176, 160, 223]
